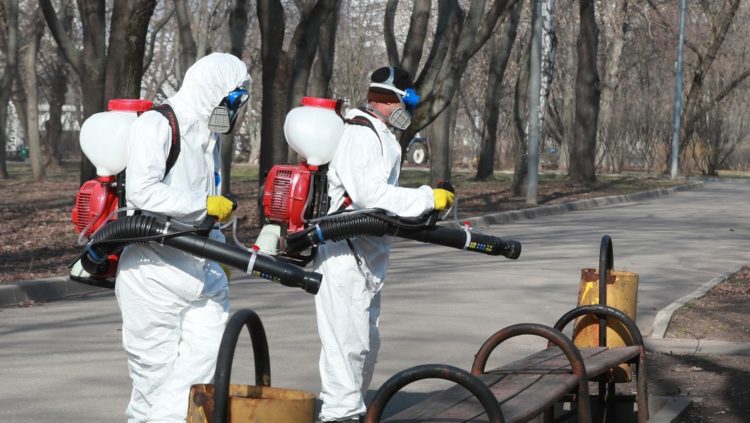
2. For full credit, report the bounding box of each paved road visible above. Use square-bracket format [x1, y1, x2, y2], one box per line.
[1, 180, 748, 422]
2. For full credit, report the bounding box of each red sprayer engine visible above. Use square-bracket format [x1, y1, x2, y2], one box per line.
[71, 99, 154, 280]
[261, 97, 344, 236]
[72, 175, 119, 236]
[262, 163, 330, 234]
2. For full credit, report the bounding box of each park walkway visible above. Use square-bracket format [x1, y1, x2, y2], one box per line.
[1, 179, 748, 422]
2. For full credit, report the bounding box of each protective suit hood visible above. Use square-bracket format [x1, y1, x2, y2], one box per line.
[170, 53, 249, 125]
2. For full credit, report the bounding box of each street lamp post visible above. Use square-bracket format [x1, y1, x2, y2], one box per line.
[670, 0, 687, 179]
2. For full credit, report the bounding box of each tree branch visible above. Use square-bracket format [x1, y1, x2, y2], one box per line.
[143, 6, 174, 72]
[384, 0, 400, 66]
[39, 0, 83, 75]
[401, 0, 430, 75]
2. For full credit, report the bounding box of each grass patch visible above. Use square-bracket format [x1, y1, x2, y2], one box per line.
[4, 161, 80, 181]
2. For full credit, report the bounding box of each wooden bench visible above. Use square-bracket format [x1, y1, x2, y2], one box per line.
[363, 305, 648, 423]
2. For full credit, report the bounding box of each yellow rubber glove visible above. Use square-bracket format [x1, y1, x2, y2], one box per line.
[206, 195, 235, 222]
[433, 188, 455, 211]
[220, 264, 232, 283]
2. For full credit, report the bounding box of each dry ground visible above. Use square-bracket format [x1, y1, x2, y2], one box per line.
[647, 266, 750, 422]
[2, 160, 748, 422]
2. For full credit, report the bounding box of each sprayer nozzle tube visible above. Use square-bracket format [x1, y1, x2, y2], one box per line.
[395, 225, 522, 259]
[82, 214, 321, 293]
[166, 234, 321, 294]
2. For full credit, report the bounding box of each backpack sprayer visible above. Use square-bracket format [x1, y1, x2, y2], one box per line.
[69, 99, 321, 294]
[258, 97, 522, 264]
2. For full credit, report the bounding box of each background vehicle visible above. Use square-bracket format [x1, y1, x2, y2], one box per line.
[406, 136, 430, 165]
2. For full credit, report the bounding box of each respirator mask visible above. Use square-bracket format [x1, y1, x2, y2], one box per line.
[369, 69, 420, 131]
[209, 80, 250, 134]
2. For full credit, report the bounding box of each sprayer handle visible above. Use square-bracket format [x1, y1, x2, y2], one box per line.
[196, 216, 217, 235]
[224, 192, 239, 210]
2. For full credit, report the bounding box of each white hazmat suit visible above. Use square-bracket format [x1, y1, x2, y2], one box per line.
[314, 108, 435, 421]
[115, 53, 249, 422]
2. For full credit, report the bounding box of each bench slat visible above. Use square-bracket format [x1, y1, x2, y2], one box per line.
[488, 346, 640, 378]
[495, 374, 580, 423]
[381, 346, 642, 422]
[384, 373, 580, 423]
[576, 346, 640, 377]
[383, 373, 506, 421]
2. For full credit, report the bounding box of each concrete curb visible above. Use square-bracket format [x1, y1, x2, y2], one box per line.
[0, 276, 107, 308]
[647, 264, 750, 357]
[650, 266, 742, 339]
[447, 181, 704, 229]
[646, 395, 697, 423]
[645, 338, 750, 356]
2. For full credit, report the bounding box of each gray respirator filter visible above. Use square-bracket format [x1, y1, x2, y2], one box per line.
[208, 106, 232, 134]
[388, 107, 411, 131]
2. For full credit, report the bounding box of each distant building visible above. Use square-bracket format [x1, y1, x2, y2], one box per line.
[4, 103, 82, 159]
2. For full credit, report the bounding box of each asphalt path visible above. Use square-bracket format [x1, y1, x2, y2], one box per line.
[1, 179, 748, 422]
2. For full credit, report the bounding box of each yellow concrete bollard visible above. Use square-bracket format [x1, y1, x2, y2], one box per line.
[187, 383, 315, 423]
[572, 268, 639, 382]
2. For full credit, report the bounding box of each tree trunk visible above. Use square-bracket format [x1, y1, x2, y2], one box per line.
[678, 0, 741, 164]
[308, 4, 340, 98]
[511, 46, 530, 196]
[174, 0, 198, 82]
[596, 0, 629, 173]
[258, 0, 289, 183]
[568, 0, 600, 185]
[40, 0, 107, 184]
[44, 58, 66, 169]
[42, 2, 73, 170]
[475, 0, 521, 181]
[257, 0, 338, 190]
[429, 98, 458, 185]
[0, 0, 19, 179]
[104, 0, 156, 100]
[221, 0, 249, 196]
[41, 0, 155, 183]
[23, 7, 46, 181]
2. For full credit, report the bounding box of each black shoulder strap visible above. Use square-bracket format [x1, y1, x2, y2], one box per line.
[345, 115, 377, 132]
[345, 112, 383, 155]
[151, 104, 181, 178]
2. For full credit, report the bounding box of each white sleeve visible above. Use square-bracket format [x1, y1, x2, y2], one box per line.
[333, 125, 434, 217]
[125, 112, 208, 218]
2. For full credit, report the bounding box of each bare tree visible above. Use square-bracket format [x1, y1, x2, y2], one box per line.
[105, 1, 156, 99]
[690, 106, 735, 176]
[510, 45, 530, 195]
[308, 5, 341, 98]
[549, 0, 579, 174]
[647, 0, 750, 171]
[40, 0, 156, 184]
[35, 1, 73, 170]
[386, 0, 521, 184]
[0, 0, 19, 179]
[20, 4, 45, 181]
[174, 0, 230, 81]
[596, 0, 630, 173]
[568, 0, 600, 184]
[256, 0, 339, 186]
[475, 0, 522, 181]
[174, 0, 198, 78]
[40, 0, 105, 183]
[219, 0, 249, 195]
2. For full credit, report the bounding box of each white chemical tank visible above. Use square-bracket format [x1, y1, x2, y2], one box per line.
[284, 97, 345, 165]
[79, 99, 154, 176]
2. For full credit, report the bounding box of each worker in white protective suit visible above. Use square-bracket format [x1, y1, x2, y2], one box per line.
[115, 52, 249, 422]
[314, 66, 455, 422]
